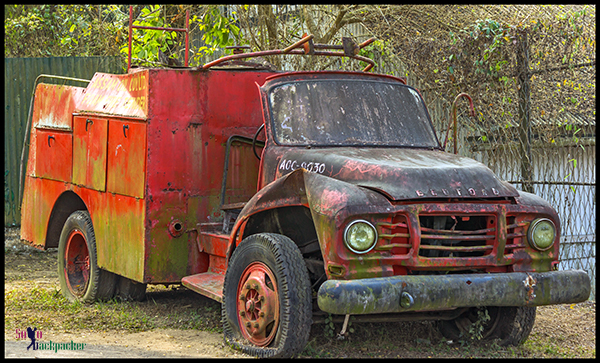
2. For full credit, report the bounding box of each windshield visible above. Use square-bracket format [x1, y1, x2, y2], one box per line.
[268, 79, 439, 147]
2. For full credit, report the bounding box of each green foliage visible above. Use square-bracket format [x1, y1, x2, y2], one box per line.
[122, 5, 240, 67]
[5, 4, 240, 65]
[461, 18, 513, 77]
[4, 5, 124, 57]
[123, 5, 178, 65]
[361, 39, 393, 70]
[322, 314, 355, 340]
[466, 308, 491, 342]
[324, 314, 336, 338]
[193, 6, 240, 61]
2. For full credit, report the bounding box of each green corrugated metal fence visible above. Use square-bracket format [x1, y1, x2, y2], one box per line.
[4, 56, 125, 226]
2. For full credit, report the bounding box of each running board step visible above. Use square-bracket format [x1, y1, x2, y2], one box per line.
[181, 272, 225, 302]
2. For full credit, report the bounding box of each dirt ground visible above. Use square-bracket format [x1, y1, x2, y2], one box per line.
[4, 227, 596, 358]
[4, 227, 250, 358]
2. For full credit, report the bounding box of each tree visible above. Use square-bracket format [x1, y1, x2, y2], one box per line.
[4, 5, 125, 57]
[124, 5, 240, 67]
[233, 5, 378, 70]
[4, 4, 240, 67]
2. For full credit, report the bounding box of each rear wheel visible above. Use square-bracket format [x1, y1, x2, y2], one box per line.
[222, 233, 312, 358]
[437, 306, 536, 346]
[57, 211, 116, 303]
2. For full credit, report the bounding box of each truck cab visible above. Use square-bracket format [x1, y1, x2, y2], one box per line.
[20, 33, 590, 358]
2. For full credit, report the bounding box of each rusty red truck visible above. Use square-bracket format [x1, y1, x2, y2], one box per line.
[20, 31, 590, 357]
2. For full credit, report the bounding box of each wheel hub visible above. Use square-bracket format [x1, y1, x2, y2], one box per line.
[236, 262, 279, 346]
[64, 229, 90, 297]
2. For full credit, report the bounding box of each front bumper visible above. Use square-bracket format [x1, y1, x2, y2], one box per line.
[317, 270, 591, 315]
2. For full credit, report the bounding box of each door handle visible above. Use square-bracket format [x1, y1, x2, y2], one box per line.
[123, 124, 129, 138]
[47, 135, 55, 147]
[86, 118, 94, 131]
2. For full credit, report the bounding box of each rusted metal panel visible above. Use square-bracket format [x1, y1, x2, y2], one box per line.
[265, 146, 518, 200]
[78, 71, 148, 118]
[34, 129, 72, 182]
[20, 177, 67, 248]
[181, 272, 225, 302]
[222, 141, 262, 205]
[259, 73, 518, 200]
[233, 164, 561, 283]
[92, 190, 146, 281]
[72, 116, 108, 191]
[32, 83, 84, 129]
[106, 119, 146, 198]
[26, 83, 85, 186]
[140, 69, 275, 283]
[21, 65, 279, 282]
[19, 83, 85, 242]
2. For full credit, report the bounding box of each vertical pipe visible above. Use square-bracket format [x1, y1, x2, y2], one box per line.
[184, 9, 190, 67]
[128, 5, 133, 72]
[453, 106, 458, 154]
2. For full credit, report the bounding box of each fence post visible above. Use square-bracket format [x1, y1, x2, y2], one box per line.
[516, 29, 533, 193]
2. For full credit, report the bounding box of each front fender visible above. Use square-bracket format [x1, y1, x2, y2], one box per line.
[228, 169, 390, 267]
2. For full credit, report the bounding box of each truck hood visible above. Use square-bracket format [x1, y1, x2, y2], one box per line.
[275, 147, 519, 200]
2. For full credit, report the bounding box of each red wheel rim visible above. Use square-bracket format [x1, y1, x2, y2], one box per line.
[64, 229, 90, 297]
[236, 262, 280, 346]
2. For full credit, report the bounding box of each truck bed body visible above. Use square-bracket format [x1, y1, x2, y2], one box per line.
[21, 67, 277, 283]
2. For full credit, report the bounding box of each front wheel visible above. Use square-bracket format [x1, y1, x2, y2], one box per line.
[222, 233, 312, 358]
[57, 211, 116, 303]
[437, 306, 536, 346]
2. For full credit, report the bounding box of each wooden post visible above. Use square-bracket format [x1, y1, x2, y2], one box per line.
[516, 29, 533, 193]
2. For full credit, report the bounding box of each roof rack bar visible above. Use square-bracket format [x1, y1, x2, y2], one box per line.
[283, 34, 315, 53]
[202, 34, 377, 72]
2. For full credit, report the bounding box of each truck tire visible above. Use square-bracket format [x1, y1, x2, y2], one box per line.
[437, 306, 536, 346]
[57, 211, 117, 303]
[222, 233, 312, 358]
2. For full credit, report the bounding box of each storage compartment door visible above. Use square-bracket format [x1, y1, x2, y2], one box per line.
[34, 129, 72, 182]
[107, 120, 146, 198]
[72, 116, 108, 191]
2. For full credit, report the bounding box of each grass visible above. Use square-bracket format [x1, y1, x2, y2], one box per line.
[4, 284, 222, 335]
[5, 282, 595, 358]
[4, 241, 595, 358]
[296, 316, 595, 359]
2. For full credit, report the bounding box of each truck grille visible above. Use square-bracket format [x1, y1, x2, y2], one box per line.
[375, 213, 527, 260]
[418, 215, 495, 258]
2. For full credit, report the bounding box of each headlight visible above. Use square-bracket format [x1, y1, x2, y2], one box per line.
[528, 218, 556, 251]
[344, 220, 377, 254]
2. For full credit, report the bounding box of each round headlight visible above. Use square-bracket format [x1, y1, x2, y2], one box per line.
[528, 218, 556, 251]
[344, 220, 378, 254]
